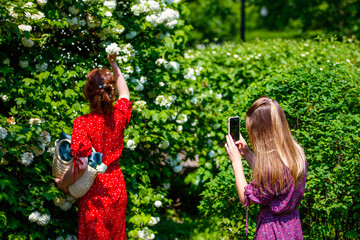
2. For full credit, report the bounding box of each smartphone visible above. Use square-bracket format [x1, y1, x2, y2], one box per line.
[228, 116, 240, 140]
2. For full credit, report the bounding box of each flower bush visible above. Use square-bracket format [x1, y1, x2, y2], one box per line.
[0, 0, 199, 239]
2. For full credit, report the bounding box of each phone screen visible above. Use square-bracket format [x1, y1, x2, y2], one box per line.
[229, 117, 240, 140]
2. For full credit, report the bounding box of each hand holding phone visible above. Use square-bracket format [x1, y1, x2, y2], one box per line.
[228, 116, 240, 141]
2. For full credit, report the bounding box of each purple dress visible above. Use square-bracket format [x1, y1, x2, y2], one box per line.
[243, 164, 307, 240]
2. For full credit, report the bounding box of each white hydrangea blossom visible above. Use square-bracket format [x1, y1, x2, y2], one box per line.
[149, 216, 160, 226]
[38, 131, 51, 148]
[99, 26, 125, 40]
[19, 152, 34, 166]
[96, 163, 107, 173]
[31, 12, 45, 20]
[0, 127, 8, 140]
[1, 95, 8, 102]
[168, 154, 180, 167]
[18, 24, 32, 32]
[104, 0, 117, 10]
[37, 214, 50, 226]
[22, 37, 34, 47]
[47, 147, 55, 156]
[35, 63, 48, 72]
[208, 150, 216, 158]
[105, 43, 121, 55]
[155, 58, 167, 66]
[116, 43, 136, 64]
[154, 200, 162, 208]
[67, 17, 78, 26]
[173, 165, 183, 173]
[19, 60, 29, 68]
[133, 100, 147, 112]
[131, 0, 161, 16]
[158, 140, 169, 149]
[86, 15, 101, 28]
[165, 61, 180, 73]
[176, 113, 188, 124]
[36, 0, 47, 6]
[138, 227, 155, 240]
[184, 68, 196, 80]
[126, 139, 137, 151]
[29, 211, 50, 226]
[29, 117, 42, 125]
[177, 125, 183, 132]
[125, 31, 137, 39]
[154, 95, 174, 108]
[53, 197, 66, 207]
[68, 5, 80, 15]
[159, 82, 165, 87]
[29, 211, 41, 222]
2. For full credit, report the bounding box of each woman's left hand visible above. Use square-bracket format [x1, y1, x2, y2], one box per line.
[55, 178, 69, 193]
[225, 135, 242, 163]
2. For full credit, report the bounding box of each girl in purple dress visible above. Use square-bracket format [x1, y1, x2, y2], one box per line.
[225, 96, 307, 239]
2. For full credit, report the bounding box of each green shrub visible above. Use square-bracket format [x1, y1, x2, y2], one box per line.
[187, 39, 360, 239]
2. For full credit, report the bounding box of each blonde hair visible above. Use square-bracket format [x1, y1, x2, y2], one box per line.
[246, 96, 305, 195]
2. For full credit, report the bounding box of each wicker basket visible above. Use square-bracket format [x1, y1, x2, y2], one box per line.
[52, 138, 98, 198]
[52, 139, 73, 179]
[68, 165, 98, 198]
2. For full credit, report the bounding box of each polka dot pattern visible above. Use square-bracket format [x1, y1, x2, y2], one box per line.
[71, 98, 132, 240]
[243, 160, 307, 239]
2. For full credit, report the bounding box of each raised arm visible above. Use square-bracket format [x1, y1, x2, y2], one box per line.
[108, 54, 130, 100]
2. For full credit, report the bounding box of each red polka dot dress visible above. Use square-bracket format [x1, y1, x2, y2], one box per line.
[70, 98, 132, 240]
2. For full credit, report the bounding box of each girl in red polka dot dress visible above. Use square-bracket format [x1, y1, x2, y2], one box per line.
[55, 54, 131, 239]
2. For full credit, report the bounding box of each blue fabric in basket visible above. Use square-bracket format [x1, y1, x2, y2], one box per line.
[58, 132, 102, 168]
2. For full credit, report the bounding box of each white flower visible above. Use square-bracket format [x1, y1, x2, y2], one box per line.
[59, 201, 72, 211]
[154, 200, 162, 208]
[185, 87, 194, 95]
[37, 214, 50, 226]
[260, 6, 268, 17]
[67, 17, 78, 26]
[126, 139, 137, 151]
[105, 43, 121, 55]
[29, 211, 41, 222]
[66, 235, 77, 240]
[86, 15, 100, 28]
[0, 127, 8, 139]
[149, 216, 160, 226]
[36, 0, 47, 6]
[133, 100, 147, 112]
[68, 6, 80, 15]
[29, 118, 42, 125]
[104, 11, 112, 17]
[19, 60, 29, 68]
[47, 147, 55, 156]
[140, 76, 147, 84]
[176, 113, 188, 124]
[164, 20, 177, 29]
[2, 95, 9, 102]
[146, 14, 158, 27]
[173, 165, 183, 173]
[18, 24, 32, 32]
[163, 182, 171, 190]
[184, 68, 196, 80]
[96, 163, 107, 173]
[158, 140, 169, 149]
[154, 95, 174, 108]
[35, 63, 48, 72]
[38, 131, 51, 148]
[165, 61, 180, 73]
[215, 93, 222, 99]
[31, 12, 45, 20]
[79, 19, 86, 26]
[135, 83, 144, 91]
[190, 97, 199, 104]
[3, 58, 10, 66]
[159, 82, 165, 87]
[104, 0, 117, 10]
[125, 31, 137, 39]
[177, 125, 183, 132]
[208, 150, 216, 158]
[19, 152, 34, 166]
[155, 58, 167, 66]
